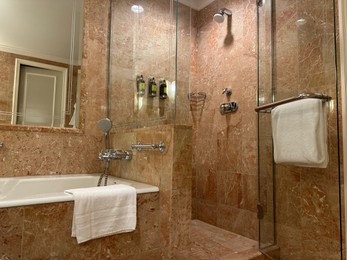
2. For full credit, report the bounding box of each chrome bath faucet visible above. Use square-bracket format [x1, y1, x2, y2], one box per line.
[98, 149, 132, 161]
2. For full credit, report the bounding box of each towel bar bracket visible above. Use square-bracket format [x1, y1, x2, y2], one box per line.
[131, 141, 165, 153]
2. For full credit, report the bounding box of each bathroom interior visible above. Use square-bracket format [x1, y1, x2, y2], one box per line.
[0, 0, 347, 259]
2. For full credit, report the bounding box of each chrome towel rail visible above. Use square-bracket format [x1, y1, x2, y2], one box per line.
[255, 92, 332, 113]
[131, 141, 165, 153]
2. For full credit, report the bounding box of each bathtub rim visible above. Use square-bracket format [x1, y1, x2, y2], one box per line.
[0, 173, 159, 208]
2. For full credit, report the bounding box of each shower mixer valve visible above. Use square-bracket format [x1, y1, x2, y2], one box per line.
[219, 102, 238, 115]
[98, 149, 132, 161]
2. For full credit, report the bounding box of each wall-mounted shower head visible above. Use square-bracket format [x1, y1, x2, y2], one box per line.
[213, 8, 232, 23]
[213, 12, 224, 23]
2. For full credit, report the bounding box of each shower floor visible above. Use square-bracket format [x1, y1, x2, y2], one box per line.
[188, 220, 265, 260]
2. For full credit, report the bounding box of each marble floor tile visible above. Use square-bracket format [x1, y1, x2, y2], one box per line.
[189, 220, 265, 260]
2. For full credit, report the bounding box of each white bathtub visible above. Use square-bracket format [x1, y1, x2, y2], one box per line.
[0, 174, 159, 208]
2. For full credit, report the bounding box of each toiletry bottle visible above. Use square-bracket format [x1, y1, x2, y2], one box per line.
[136, 75, 145, 95]
[159, 79, 168, 99]
[148, 77, 157, 97]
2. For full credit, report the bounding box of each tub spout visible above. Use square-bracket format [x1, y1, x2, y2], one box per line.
[98, 149, 132, 161]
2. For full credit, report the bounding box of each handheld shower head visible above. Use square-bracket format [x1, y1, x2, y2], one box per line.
[97, 118, 112, 133]
[97, 118, 112, 150]
[213, 8, 232, 23]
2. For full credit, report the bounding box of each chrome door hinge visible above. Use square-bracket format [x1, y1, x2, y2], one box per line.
[256, 0, 263, 7]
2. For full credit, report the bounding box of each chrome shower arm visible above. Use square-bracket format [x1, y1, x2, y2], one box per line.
[221, 8, 232, 16]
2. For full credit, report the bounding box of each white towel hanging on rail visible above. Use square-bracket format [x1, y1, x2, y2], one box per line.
[271, 98, 328, 168]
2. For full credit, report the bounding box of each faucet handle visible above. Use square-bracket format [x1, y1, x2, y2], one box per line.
[98, 151, 103, 160]
[222, 88, 232, 96]
[98, 150, 107, 160]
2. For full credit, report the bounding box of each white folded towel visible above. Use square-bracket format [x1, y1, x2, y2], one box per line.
[271, 98, 328, 168]
[65, 184, 137, 244]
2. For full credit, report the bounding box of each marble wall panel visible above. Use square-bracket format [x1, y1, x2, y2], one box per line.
[170, 126, 192, 257]
[0, 208, 23, 259]
[191, 0, 258, 240]
[0, 193, 160, 259]
[108, 125, 192, 258]
[0, 52, 15, 115]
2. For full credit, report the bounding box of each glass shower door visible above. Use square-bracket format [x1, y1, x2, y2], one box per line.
[257, 0, 342, 259]
[257, 0, 276, 256]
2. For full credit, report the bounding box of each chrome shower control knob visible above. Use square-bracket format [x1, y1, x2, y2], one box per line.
[219, 102, 238, 115]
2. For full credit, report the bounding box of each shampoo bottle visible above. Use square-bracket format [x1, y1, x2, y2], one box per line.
[159, 79, 168, 99]
[148, 77, 157, 97]
[136, 75, 145, 95]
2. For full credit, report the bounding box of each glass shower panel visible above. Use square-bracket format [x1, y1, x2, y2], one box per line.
[109, 0, 177, 129]
[258, 0, 342, 259]
[175, 2, 191, 125]
[257, 0, 276, 253]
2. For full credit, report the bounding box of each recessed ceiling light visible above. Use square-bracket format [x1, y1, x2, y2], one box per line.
[131, 5, 144, 13]
[295, 18, 307, 26]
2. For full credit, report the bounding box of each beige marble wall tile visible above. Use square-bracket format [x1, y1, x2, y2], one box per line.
[0, 52, 13, 115]
[0, 193, 163, 259]
[109, 125, 192, 258]
[194, 200, 218, 226]
[129, 126, 174, 256]
[170, 126, 192, 257]
[22, 203, 101, 259]
[100, 193, 161, 258]
[0, 208, 23, 260]
[0, 193, 159, 259]
[217, 204, 258, 240]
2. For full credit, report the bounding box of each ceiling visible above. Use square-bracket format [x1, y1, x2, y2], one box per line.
[178, 0, 215, 10]
[0, 0, 83, 64]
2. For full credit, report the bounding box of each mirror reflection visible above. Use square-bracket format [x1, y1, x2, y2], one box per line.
[0, 0, 84, 128]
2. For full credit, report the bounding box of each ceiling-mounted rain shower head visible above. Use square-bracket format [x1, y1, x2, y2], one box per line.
[213, 8, 232, 23]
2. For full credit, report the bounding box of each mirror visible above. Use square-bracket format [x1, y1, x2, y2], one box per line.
[0, 0, 84, 129]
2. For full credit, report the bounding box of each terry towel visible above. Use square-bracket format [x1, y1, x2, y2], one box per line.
[65, 184, 137, 244]
[271, 98, 328, 168]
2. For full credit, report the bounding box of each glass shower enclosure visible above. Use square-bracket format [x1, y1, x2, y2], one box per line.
[257, 0, 342, 259]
